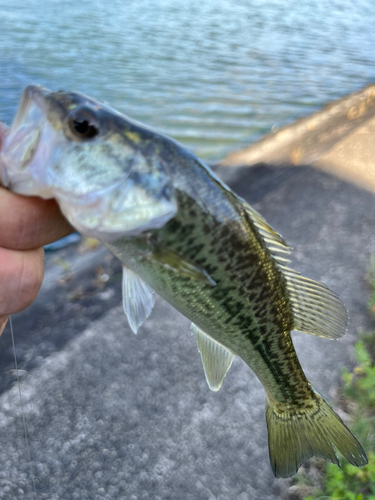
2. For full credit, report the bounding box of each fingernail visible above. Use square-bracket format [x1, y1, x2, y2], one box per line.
[0, 316, 8, 336]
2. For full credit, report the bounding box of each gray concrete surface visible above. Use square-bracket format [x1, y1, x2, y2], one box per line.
[0, 164, 374, 500]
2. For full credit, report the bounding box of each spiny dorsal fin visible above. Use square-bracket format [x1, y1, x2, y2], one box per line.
[240, 198, 347, 340]
[122, 266, 155, 334]
[243, 203, 288, 246]
[240, 199, 292, 266]
[280, 266, 348, 340]
[191, 323, 235, 391]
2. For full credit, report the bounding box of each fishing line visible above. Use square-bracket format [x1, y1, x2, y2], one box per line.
[10, 315, 38, 499]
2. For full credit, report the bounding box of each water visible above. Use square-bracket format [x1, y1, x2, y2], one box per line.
[0, 0, 374, 161]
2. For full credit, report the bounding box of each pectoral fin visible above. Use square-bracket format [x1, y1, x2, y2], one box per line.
[122, 266, 155, 334]
[191, 323, 235, 391]
[150, 248, 216, 286]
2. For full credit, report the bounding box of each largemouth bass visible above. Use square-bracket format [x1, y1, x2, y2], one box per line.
[0, 85, 368, 477]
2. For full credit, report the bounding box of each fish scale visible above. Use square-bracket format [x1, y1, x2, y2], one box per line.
[106, 185, 311, 405]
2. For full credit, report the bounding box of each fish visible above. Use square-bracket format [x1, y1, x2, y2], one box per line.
[0, 85, 368, 478]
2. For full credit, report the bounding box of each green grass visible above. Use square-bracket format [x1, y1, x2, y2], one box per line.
[295, 257, 375, 500]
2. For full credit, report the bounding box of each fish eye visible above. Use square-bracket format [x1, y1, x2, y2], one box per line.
[68, 106, 100, 140]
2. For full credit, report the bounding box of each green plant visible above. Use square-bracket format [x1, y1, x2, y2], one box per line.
[367, 255, 375, 319]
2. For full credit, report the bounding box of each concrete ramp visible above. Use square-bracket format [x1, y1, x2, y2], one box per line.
[221, 84, 375, 194]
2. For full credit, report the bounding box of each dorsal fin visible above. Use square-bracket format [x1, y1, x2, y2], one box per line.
[122, 266, 155, 334]
[243, 203, 288, 247]
[239, 197, 293, 266]
[280, 266, 348, 339]
[239, 197, 347, 340]
[191, 323, 235, 391]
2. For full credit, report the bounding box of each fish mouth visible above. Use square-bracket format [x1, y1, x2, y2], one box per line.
[0, 85, 55, 196]
[12, 85, 49, 131]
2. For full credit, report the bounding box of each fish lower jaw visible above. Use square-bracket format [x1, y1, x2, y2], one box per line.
[58, 200, 177, 241]
[0, 161, 55, 199]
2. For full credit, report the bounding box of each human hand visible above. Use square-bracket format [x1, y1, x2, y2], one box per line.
[0, 121, 73, 335]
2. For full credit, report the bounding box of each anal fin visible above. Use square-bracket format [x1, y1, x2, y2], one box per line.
[191, 323, 235, 391]
[122, 266, 155, 334]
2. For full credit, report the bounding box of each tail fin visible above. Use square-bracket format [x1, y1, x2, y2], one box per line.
[265, 390, 368, 478]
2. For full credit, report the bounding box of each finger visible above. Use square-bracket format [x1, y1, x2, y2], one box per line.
[0, 246, 45, 316]
[0, 188, 74, 249]
[0, 315, 8, 336]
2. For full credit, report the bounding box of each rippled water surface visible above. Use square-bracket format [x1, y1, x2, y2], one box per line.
[0, 0, 374, 160]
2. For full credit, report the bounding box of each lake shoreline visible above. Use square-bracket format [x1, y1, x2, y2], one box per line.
[220, 83, 375, 194]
